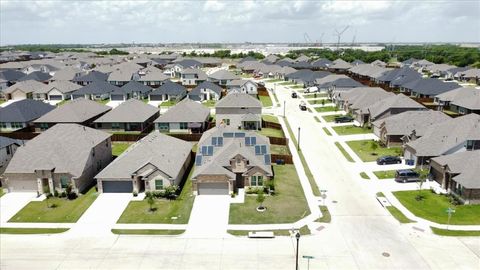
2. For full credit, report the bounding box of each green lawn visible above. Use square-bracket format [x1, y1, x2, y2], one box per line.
[112, 142, 132, 157]
[270, 144, 290, 155]
[303, 93, 327, 99]
[258, 128, 285, 138]
[314, 116, 320, 122]
[258, 95, 273, 107]
[346, 140, 402, 162]
[315, 206, 331, 223]
[386, 206, 415, 223]
[117, 170, 195, 224]
[307, 99, 332, 105]
[360, 172, 370, 179]
[264, 78, 283, 83]
[315, 106, 337, 113]
[376, 192, 385, 197]
[430, 227, 480, 237]
[201, 100, 216, 107]
[332, 125, 372, 135]
[0, 99, 5, 105]
[56, 100, 70, 106]
[284, 119, 320, 196]
[228, 225, 310, 236]
[334, 142, 354, 162]
[394, 190, 480, 225]
[160, 100, 177, 107]
[0, 228, 69, 234]
[322, 127, 332, 136]
[111, 229, 185, 235]
[9, 187, 98, 223]
[0, 188, 5, 197]
[290, 85, 304, 89]
[279, 81, 295, 86]
[229, 165, 310, 224]
[322, 114, 344, 122]
[262, 114, 280, 123]
[96, 99, 109, 105]
[373, 170, 396, 179]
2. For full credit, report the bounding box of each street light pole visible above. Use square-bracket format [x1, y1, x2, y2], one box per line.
[297, 127, 301, 151]
[283, 100, 286, 118]
[295, 232, 301, 270]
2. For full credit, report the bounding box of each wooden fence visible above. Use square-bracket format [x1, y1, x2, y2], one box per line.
[270, 154, 293, 164]
[262, 120, 282, 130]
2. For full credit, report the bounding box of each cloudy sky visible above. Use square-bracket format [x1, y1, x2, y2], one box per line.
[0, 0, 479, 45]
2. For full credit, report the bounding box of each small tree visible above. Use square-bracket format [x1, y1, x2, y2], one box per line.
[256, 189, 265, 210]
[370, 141, 378, 154]
[321, 99, 326, 107]
[146, 193, 155, 212]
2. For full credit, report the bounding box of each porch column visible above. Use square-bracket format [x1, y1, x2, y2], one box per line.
[37, 178, 43, 195]
[48, 177, 54, 194]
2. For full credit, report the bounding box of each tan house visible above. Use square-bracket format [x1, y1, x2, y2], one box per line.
[3, 124, 112, 194]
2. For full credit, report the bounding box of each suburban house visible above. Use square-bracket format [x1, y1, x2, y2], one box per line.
[95, 131, 192, 193]
[170, 59, 202, 78]
[94, 99, 159, 133]
[430, 150, 480, 204]
[154, 98, 210, 133]
[0, 99, 55, 132]
[0, 69, 25, 91]
[17, 71, 52, 83]
[328, 59, 353, 73]
[191, 126, 273, 195]
[372, 110, 450, 147]
[72, 70, 108, 86]
[49, 67, 83, 82]
[0, 136, 24, 176]
[454, 68, 480, 85]
[33, 98, 111, 131]
[226, 79, 258, 95]
[138, 71, 170, 87]
[3, 124, 112, 194]
[215, 93, 262, 130]
[2, 80, 46, 100]
[376, 66, 422, 89]
[435, 87, 480, 115]
[357, 94, 426, 126]
[208, 70, 240, 86]
[340, 87, 393, 114]
[107, 70, 137, 86]
[188, 81, 223, 101]
[34, 80, 82, 102]
[180, 68, 207, 87]
[71, 80, 120, 100]
[400, 78, 460, 98]
[110, 80, 152, 101]
[149, 80, 187, 102]
[404, 113, 480, 166]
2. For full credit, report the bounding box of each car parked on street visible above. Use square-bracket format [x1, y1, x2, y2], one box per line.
[376, 155, 402, 165]
[334, 115, 354, 123]
[291, 92, 298, 98]
[299, 101, 307, 111]
[394, 169, 420, 183]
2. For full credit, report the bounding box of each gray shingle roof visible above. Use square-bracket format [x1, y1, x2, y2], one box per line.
[95, 131, 191, 180]
[73, 71, 108, 83]
[0, 136, 23, 149]
[189, 81, 223, 100]
[34, 98, 111, 123]
[208, 70, 240, 80]
[154, 98, 209, 123]
[118, 80, 152, 94]
[36, 80, 82, 94]
[138, 71, 170, 82]
[2, 80, 46, 94]
[431, 150, 480, 189]
[0, 70, 25, 82]
[372, 110, 450, 136]
[436, 87, 480, 111]
[215, 92, 261, 108]
[149, 81, 187, 96]
[0, 99, 55, 122]
[72, 81, 120, 96]
[94, 99, 158, 123]
[4, 124, 111, 176]
[401, 78, 460, 96]
[17, 71, 52, 82]
[365, 94, 426, 120]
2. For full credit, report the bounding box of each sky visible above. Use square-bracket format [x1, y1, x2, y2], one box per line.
[0, 0, 479, 45]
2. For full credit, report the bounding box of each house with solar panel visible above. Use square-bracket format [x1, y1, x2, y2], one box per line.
[191, 126, 273, 195]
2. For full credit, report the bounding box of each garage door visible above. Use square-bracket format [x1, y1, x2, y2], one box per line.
[7, 179, 37, 192]
[110, 94, 124, 101]
[149, 95, 162, 101]
[49, 95, 63, 100]
[198, 182, 229, 195]
[101, 180, 133, 193]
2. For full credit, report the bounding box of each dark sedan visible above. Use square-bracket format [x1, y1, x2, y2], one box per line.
[334, 115, 354, 123]
[291, 92, 298, 98]
[376, 156, 402, 165]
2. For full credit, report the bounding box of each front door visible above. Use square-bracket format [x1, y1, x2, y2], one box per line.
[41, 178, 50, 194]
[235, 173, 244, 192]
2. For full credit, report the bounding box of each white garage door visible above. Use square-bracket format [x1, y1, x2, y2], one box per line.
[198, 182, 229, 195]
[7, 179, 37, 192]
[11, 90, 26, 100]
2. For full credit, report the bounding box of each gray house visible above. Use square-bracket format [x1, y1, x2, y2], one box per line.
[0, 99, 55, 132]
[94, 99, 159, 133]
[154, 98, 210, 133]
[110, 80, 152, 101]
[188, 81, 223, 101]
[3, 124, 112, 194]
[0, 136, 23, 176]
[192, 126, 273, 195]
[215, 93, 262, 130]
[208, 70, 240, 86]
[149, 81, 187, 102]
[95, 131, 192, 193]
[71, 81, 120, 100]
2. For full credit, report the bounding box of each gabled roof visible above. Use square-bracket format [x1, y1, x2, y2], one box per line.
[208, 69, 240, 81]
[118, 80, 152, 94]
[138, 71, 170, 82]
[189, 81, 223, 97]
[72, 81, 120, 96]
[175, 59, 202, 68]
[215, 92, 261, 108]
[154, 98, 209, 123]
[401, 78, 460, 96]
[149, 81, 187, 96]
[181, 68, 207, 80]
[73, 70, 108, 83]
[17, 71, 52, 82]
[34, 98, 111, 123]
[0, 99, 55, 122]
[36, 80, 82, 94]
[94, 99, 158, 123]
[329, 59, 352, 70]
[372, 110, 450, 137]
[311, 58, 332, 68]
[365, 94, 426, 119]
[107, 70, 134, 82]
[2, 80, 46, 94]
[377, 67, 420, 83]
[95, 131, 191, 180]
[351, 59, 365, 65]
[4, 124, 111, 177]
[431, 150, 480, 189]
[0, 136, 23, 149]
[0, 69, 25, 82]
[50, 67, 82, 81]
[226, 79, 257, 88]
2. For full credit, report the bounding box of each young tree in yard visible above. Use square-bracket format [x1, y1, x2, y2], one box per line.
[321, 99, 325, 107]
[147, 193, 155, 212]
[370, 141, 378, 154]
[256, 189, 266, 210]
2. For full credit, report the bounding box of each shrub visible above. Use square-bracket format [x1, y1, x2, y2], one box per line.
[58, 191, 67, 198]
[133, 191, 138, 197]
[145, 191, 152, 198]
[53, 190, 59, 197]
[231, 192, 236, 198]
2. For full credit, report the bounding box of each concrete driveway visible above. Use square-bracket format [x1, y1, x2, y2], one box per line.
[0, 192, 37, 223]
[183, 195, 230, 238]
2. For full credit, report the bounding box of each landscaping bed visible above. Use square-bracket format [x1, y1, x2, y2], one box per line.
[9, 187, 98, 223]
[229, 165, 310, 224]
[228, 225, 310, 236]
[332, 125, 372, 135]
[0, 228, 69, 234]
[345, 140, 402, 162]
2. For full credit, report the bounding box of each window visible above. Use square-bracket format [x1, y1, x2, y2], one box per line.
[222, 119, 230, 125]
[6, 145, 11, 155]
[40, 123, 48, 131]
[158, 123, 169, 131]
[0, 122, 6, 129]
[60, 176, 69, 188]
[250, 175, 263, 186]
[179, 122, 188, 130]
[11, 122, 23, 129]
[111, 123, 120, 129]
[155, 179, 164, 190]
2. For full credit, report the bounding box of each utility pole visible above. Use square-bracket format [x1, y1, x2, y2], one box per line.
[297, 127, 301, 151]
[295, 232, 301, 270]
[283, 100, 286, 118]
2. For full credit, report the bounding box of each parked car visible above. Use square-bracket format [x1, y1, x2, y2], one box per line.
[376, 155, 402, 165]
[291, 92, 298, 98]
[334, 115, 354, 123]
[394, 169, 420, 183]
[299, 101, 307, 111]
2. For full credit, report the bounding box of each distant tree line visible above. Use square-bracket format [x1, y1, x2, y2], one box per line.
[285, 45, 480, 67]
[95, 48, 130, 55]
[0, 44, 91, 53]
[182, 50, 265, 59]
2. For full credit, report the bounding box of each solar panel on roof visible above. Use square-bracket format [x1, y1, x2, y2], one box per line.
[217, 137, 223, 146]
[261, 145, 267, 154]
[234, 132, 245, 138]
[207, 146, 213, 156]
[264, 154, 271, 165]
[201, 146, 208, 155]
[195, 155, 203, 166]
[255, 145, 261, 155]
[212, 137, 217, 145]
[251, 137, 256, 145]
[223, 132, 234, 138]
